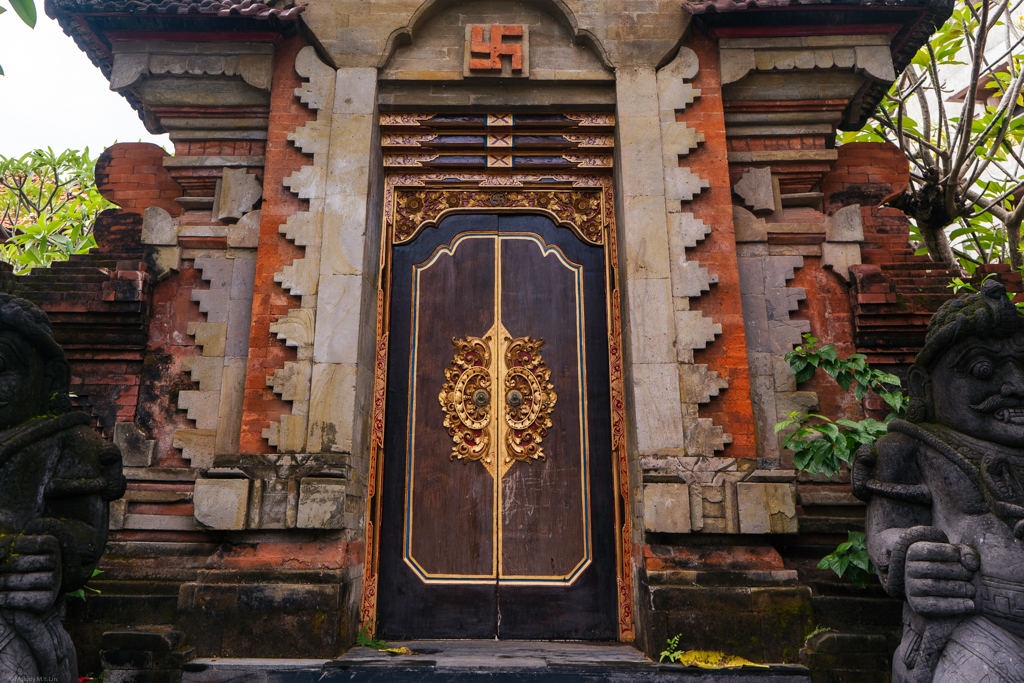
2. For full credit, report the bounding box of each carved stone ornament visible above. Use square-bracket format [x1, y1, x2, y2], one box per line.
[853, 280, 1024, 683]
[0, 294, 126, 682]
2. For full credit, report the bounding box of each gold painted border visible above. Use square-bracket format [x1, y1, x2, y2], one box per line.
[360, 171, 634, 642]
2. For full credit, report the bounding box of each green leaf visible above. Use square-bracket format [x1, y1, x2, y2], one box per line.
[9, 0, 36, 27]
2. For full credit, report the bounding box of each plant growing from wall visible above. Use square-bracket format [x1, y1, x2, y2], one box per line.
[0, 148, 111, 273]
[775, 335, 900, 585]
[842, 0, 1024, 271]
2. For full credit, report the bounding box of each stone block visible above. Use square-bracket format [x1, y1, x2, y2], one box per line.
[114, 422, 156, 467]
[274, 258, 320, 297]
[227, 210, 260, 248]
[281, 211, 321, 249]
[661, 121, 703, 156]
[664, 166, 709, 203]
[313, 274, 362, 364]
[821, 242, 862, 282]
[628, 278, 675, 364]
[181, 355, 223, 393]
[671, 260, 717, 298]
[188, 322, 227, 357]
[214, 168, 262, 222]
[675, 310, 721, 354]
[825, 204, 863, 242]
[267, 360, 312, 403]
[737, 482, 798, 534]
[294, 45, 336, 111]
[633, 363, 686, 455]
[145, 245, 181, 281]
[306, 362, 357, 454]
[855, 45, 896, 82]
[775, 391, 818, 418]
[278, 414, 308, 453]
[172, 430, 216, 469]
[733, 206, 768, 243]
[719, 48, 755, 84]
[270, 308, 316, 348]
[669, 212, 711, 250]
[334, 67, 378, 116]
[684, 417, 732, 457]
[321, 113, 376, 277]
[615, 67, 659, 118]
[177, 391, 220, 430]
[644, 482, 691, 533]
[215, 359, 247, 456]
[289, 120, 332, 156]
[734, 167, 774, 213]
[617, 116, 665, 199]
[680, 364, 729, 404]
[622, 194, 671, 280]
[657, 79, 700, 119]
[141, 206, 176, 246]
[296, 478, 348, 529]
[658, 46, 699, 82]
[193, 478, 250, 530]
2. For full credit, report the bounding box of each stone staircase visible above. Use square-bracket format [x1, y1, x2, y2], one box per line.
[171, 641, 811, 683]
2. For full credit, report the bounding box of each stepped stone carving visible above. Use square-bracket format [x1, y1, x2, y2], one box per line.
[0, 295, 125, 682]
[654, 48, 730, 455]
[263, 46, 337, 452]
[854, 280, 1024, 683]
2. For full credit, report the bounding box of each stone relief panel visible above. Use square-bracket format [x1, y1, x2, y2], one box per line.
[380, 0, 612, 82]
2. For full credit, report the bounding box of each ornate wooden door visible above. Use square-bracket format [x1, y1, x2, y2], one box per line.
[377, 212, 617, 639]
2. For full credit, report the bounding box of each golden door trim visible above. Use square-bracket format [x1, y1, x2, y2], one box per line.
[361, 171, 634, 642]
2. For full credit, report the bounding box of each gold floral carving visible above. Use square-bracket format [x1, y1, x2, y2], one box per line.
[503, 336, 557, 466]
[393, 188, 604, 245]
[439, 336, 494, 465]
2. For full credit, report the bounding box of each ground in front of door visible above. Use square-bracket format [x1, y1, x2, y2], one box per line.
[179, 640, 811, 682]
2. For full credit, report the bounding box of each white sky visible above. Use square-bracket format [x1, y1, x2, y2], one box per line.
[0, 14, 169, 158]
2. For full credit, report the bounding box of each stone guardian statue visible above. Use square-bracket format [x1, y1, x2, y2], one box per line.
[854, 279, 1024, 682]
[0, 294, 126, 682]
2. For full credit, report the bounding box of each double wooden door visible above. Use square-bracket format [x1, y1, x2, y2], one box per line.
[377, 213, 617, 639]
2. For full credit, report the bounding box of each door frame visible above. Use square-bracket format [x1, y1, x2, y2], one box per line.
[359, 171, 635, 641]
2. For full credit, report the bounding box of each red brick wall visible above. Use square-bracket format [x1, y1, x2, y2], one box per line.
[679, 34, 757, 458]
[238, 35, 314, 454]
[95, 143, 183, 216]
[137, 260, 208, 467]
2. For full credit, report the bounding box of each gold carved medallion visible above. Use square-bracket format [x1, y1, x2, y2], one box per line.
[439, 330, 557, 478]
[439, 336, 493, 465]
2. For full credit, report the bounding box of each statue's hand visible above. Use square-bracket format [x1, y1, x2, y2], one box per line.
[905, 541, 979, 617]
[0, 534, 62, 613]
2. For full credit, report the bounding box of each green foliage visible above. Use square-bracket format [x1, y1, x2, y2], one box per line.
[775, 412, 889, 477]
[66, 568, 103, 601]
[775, 334, 901, 585]
[817, 532, 876, 589]
[784, 336, 907, 413]
[0, 0, 37, 76]
[660, 634, 682, 663]
[840, 0, 1024, 271]
[356, 625, 388, 650]
[0, 148, 110, 274]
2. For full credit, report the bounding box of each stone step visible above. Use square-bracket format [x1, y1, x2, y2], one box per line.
[180, 642, 811, 683]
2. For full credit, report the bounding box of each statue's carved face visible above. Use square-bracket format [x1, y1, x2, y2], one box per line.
[0, 330, 44, 430]
[930, 332, 1024, 447]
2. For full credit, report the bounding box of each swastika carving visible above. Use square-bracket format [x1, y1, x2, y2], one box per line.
[464, 24, 530, 77]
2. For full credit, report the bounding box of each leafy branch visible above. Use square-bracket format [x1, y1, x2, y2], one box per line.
[775, 335, 899, 585]
[0, 148, 110, 273]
